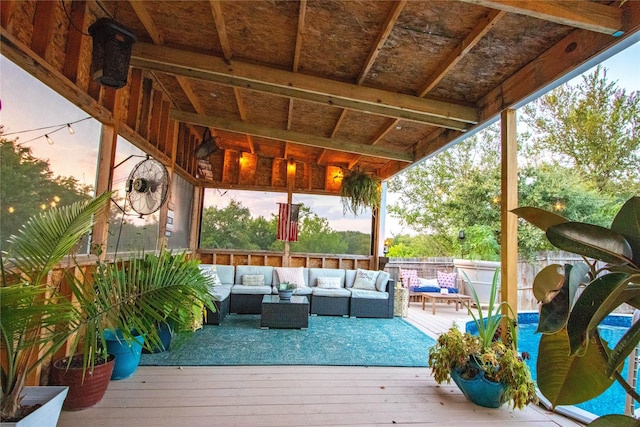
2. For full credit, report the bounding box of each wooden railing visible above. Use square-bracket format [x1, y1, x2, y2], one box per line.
[197, 249, 375, 270]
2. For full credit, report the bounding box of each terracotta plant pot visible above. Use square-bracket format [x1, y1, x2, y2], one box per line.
[49, 354, 115, 411]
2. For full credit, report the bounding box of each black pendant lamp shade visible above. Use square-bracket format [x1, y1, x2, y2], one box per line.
[88, 18, 137, 88]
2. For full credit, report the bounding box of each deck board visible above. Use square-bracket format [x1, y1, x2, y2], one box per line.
[58, 305, 583, 427]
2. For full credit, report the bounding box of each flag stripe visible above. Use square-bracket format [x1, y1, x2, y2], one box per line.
[277, 203, 300, 242]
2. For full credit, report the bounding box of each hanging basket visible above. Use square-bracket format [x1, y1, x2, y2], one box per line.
[88, 18, 137, 88]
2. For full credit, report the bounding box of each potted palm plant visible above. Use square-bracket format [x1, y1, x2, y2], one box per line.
[514, 196, 640, 424]
[1, 192, 218, 418]
[428, 269, 538, 409]
[1, 192, 111, 425]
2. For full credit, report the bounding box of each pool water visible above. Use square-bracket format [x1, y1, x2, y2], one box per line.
[516, 313, 635, 417]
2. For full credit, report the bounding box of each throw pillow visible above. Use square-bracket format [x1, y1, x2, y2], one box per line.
[199, 265, 221, 286]
[437, 271, 457, 289]
[275, 267, 307, 288]
[316, 276, 341, 289]
[352, 269, 379, 290]
[242, 274, 265, 286]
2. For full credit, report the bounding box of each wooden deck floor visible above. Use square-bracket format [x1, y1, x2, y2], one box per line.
[58, 302, 582, 427]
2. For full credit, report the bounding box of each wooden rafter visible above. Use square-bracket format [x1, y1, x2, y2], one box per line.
[128, 1, 164, 44]
[418, 9, 506, 97]
[130, 43, 478, 130]
[171, 110, 414, 162]
[460, 0, 625, 36]
[233, 87, 255, 154]
[209, 0, 233, 61]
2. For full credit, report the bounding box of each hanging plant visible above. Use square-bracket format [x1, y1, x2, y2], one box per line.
[340, 169, 380, 216]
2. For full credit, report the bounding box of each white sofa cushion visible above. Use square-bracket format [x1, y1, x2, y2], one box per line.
[352, 269, 380, 290]
[275, 267, 308, 288]
[235, 265, 274, 286]
[231, 285, 272, 295]
[345, 269, 357, 288]
[210, 284, 232, 300]
[309, 268, 345, 287]
[349, 289, 389, 299]
[317, 277, 341, 289]
[242, 274, 265, 286]
[375, 271, 390, 292]
[312, 287, 351, 297]
[213, 265, 235, 285]
[199, 264, 222, 287]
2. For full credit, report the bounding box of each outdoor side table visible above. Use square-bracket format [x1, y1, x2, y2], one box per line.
[260, 295, 309, 329]
[393, 287, 409, 318]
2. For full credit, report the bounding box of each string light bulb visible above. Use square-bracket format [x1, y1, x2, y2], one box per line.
[45, 134, 54, 145]
[66, 123, 75, 134]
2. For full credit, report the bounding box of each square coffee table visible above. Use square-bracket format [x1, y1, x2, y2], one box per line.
[260, 295, 309, 329]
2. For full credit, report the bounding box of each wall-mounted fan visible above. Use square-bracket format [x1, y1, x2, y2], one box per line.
[194, 128, 219, 159]
[125, 158, 169, 217]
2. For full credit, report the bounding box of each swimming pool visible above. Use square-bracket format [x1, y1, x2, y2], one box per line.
[466, 312, 635, 419]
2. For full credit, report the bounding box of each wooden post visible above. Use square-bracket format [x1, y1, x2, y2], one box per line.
[500, 109, 518, 319]
[91, 122, 118, 256]
[283, 160, 296, 267]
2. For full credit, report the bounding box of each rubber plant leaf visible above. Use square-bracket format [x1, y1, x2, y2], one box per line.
[537, 266, 569, 334]
[566, 272, 631, 356]
[512, 206, 567, 231]
[607, 316, 640, 377]
[546, 222, 633, 265]
[588, 414, 639, 426]
[532, 264, 564, 304]
[537, 329, 613, 407]
[610, 196, 640, 268]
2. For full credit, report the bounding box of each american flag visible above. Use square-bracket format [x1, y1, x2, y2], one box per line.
[277, 203, 300, 242]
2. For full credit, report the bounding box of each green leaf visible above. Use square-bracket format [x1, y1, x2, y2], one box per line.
[512, 206, 568, 231]
[611, 196, 640, 268]
[547, 222, 633, 265]
[537, 268, 570, 334]
[588, 414, 640, 426]
[567, 272, 631, 356]
[537, 330, 614, 406]
[532, 264, 564, 303]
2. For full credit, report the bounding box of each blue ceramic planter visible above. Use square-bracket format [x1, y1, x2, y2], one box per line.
[104, 329, 145, 380]
[450, 367, 507, 408]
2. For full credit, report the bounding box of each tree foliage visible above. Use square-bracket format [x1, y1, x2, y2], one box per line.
[199, 200, 369, 255]
[0, 136, 92, 250]
[521, 65, 640, 193]
[388, 67, 637, 259]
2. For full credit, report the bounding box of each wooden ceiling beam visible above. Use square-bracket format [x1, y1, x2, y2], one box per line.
[131, 43, 478, 130]
[171, 110, 414, 163]
[460, 0, 625, 36]
[357, 0, 407, 85]
[209, 0, 233, 61]
[418, 9, 505, 97]
[128, 1, 164, 45]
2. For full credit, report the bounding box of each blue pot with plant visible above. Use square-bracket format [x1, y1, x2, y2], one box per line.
[104, 329, 145, 380]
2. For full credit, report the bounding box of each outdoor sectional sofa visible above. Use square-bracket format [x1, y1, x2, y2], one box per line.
[199, 264, 395, 324]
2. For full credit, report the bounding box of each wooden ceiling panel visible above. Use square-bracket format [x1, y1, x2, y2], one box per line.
[222, 0, 299, 68]
[151, 74, 196, 113]
[432, 14, 574, 103]
[240, 89, 289, 130]
[333, 110, 394, 145]
[187, 79, 240, 118]
[143, 1, 221, 54]
[379, 121, 436, 151]
[252, 137, 287, 159]
[365, 1, 488, 95]
[290, 100, 343, 138]
[299, 1, 393, 83]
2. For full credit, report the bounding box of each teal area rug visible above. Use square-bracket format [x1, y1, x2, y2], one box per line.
[140, 314, 436, 367]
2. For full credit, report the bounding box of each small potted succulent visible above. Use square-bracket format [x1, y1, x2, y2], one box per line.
[277, 282, 296, 300]
[428, 269, 538, 409]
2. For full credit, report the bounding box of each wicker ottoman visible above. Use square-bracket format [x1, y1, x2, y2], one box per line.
[260, 295, 309, 329]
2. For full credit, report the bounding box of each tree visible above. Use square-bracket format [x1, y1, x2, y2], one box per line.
[199, 199, 261, 250]
[287, 205, 348, 254]
[0, 136, 91, 250]
[388, 66, 635, 259]
[521, 65, 640, 193]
